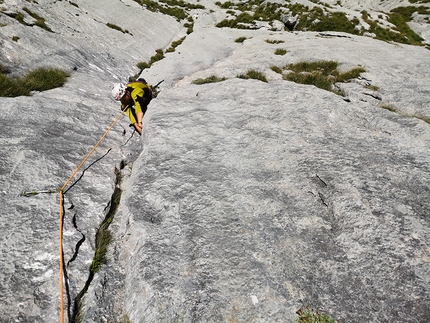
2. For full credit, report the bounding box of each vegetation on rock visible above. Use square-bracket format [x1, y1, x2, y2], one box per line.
[214, 0, 429, 46]
[0, 67, 70, 97]
[192, 75, 227, 84]
[282, 60, 365, 94]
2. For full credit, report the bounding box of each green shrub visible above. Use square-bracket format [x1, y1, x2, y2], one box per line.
[192, 75, 227, 84]
[274, 48, 287, 55]
[12, 36, 20, 42]
[238, 69, 268, 82]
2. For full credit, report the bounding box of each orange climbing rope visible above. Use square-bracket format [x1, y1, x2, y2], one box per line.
[58, 109, 125, 323]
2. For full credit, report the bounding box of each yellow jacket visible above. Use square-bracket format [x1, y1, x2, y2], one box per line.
[122, 80, 152, 124]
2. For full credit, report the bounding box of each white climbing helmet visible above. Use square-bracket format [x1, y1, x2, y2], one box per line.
[112, 83, 126, 101]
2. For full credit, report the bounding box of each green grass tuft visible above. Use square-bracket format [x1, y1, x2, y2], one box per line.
[296, 306, 338, 323]
[336, 67, 366, 82]
[274, 48, 287, 55]
[106, 23, 129, 34]
[165, 36, 186, 52]
[136, 48, 165, 73]
[235, 36, 247, 43]
[284, 71, 334, 91]
[23, 7, 53, 32]
[192, 75, 227, 84]
[271, 65, 283, 74]
[0, 67, 70, 97]
[266, 39, 285, 44]
[238, 69, 268, 82]
[284, 60, 365, 94]
[23, 67, 70, 92]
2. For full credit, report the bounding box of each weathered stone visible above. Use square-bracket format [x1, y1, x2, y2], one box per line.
[0, 1, 429, 323]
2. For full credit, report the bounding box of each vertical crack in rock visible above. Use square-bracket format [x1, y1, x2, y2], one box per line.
[67, 213, 86, 266]
[70, 161, 126, 323]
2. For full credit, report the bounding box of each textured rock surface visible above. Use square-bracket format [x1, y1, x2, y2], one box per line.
[0, 0, 180, 322]
[0, 0, 429, 323]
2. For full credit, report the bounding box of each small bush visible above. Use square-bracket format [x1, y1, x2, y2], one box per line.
[12, 36, 20, 42]
[238, 69, 268, 82]
[192, 75, 227, 84]
[274, 48, 287, 55]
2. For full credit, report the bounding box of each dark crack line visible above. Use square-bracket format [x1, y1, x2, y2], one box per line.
[70, 161, 126, 323]
[315, 174, 328, 187]
[122, 128, 136, 146]
[67, 213, 86, 267]
[60, 192, 73, 322]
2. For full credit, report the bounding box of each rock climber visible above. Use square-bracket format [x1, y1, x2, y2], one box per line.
[112, 78, 153, 135]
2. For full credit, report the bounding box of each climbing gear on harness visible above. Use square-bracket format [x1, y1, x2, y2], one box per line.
[151, 79, 164, 98]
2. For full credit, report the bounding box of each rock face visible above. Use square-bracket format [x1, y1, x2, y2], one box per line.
[105, 80, 430, 323]
[0, 1, 429, 323]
